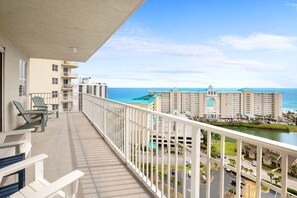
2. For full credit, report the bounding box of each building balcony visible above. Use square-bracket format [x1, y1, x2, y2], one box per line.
[61, 72, 79, 79]
[62, 96, 74, 102]
[61, 84, 74, 90]
[61, 61, 79, 68]
[26, 111, 153, 198]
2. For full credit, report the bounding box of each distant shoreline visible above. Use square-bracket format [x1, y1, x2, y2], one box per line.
[206, 122, 297, 132]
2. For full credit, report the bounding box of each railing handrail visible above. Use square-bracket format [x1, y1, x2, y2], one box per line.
[83, 93, 297, 156]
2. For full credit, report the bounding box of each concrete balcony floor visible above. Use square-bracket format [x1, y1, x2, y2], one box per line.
[27, 112, 154, 198]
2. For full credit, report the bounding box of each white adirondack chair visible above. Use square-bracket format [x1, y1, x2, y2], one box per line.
[0, 129, 33, 158]
[0, 154, 84, 198]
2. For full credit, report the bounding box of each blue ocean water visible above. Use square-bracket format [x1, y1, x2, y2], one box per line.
[109, 88, 297, 112]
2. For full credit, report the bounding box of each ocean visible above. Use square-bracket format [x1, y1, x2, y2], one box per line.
[108, 88, 297, 112]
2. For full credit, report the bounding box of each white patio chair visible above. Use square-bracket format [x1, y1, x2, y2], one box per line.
[0, 129, 33, 158]
[0, 154, 84, 198]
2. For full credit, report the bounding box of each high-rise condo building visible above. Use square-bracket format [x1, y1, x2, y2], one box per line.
[149, 85, 282, 120]
[73, 78, 108, 111]
[29, 59, 79, 111]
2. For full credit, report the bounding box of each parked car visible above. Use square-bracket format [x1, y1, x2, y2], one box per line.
[188, 170, 191, 177]
[252, 160, 257, 166]
[230, 179, 245, 188]
[186, 160, 192, 166]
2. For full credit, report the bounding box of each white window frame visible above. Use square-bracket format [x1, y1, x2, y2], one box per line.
[52, 78, 58, 85]
[52, 64, 58, 72]
[19, 60, 27, 97]
[52, 91, 58, 98]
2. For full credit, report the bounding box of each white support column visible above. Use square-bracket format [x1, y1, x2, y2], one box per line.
[132, 109, 135, 168]
[182, 124, 187, 197]
[135, 110, 139, 173]
[219, 135, 225, 198]
[281, 153, 288, 198]
[156, 116, 159, 192]
[161, 118, 165, 197]
[146, 112, 149, 182]
[142, 112, 145, 177]
[125, 107, 130, 163]
[191, 128, 201, 198]
[236, 140, 242, 198]
[174, 122, 178, 198]
[103, 100, 107, 138]
[206, 130, 211, 198]
[256, 145, 262, 198]
[167, 121, 171, 197]
[150, 114, 154, 187]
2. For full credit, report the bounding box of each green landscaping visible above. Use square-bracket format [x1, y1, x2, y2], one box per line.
[212, 140, 237, 156]
[206, 121, 297, 132]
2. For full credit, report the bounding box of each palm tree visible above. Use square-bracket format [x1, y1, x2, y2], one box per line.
[267, 172, 274, 183]
[164, 173, 168, 182]
[289, 165, 297, 176]
[229, 158, 236, 167]
[243, 145, 250, 158]
[273, 176, 281, 185]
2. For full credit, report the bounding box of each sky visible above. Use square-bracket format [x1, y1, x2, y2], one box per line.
[77, 0, 297, 88]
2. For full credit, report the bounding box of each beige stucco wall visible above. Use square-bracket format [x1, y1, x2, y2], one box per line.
[0, 32, 30, 130]
[220, 93, 226, 118]
[274, 93, 282, 120]
[29, 58, 63, 93]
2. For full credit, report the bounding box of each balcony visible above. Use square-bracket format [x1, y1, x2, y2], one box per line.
[61, 61, 79, 68]
[12, 93, 297, 197]
[61, 84, 74, 90]
[61, 72, 79, 79]
[80, 94, 297, 198]
[26, 111, 154, 198]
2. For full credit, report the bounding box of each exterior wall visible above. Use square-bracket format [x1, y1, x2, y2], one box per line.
[274, 93, 282, 120]
[29, 59, 62, 93]
[243, 90, 254, 115]
[0, 32, 30, 130]
[190, 92, 199, 117]
[29, 59, 77, 112]
[220, 93, 241, 119]
[220, 93, 226, 118]
[170, 90, 181, 113]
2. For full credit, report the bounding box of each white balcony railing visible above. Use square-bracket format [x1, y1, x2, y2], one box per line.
[82, 93, 297, 198]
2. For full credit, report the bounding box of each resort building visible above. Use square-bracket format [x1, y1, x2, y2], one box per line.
[29, 59, 79, 112]
[149, 85, 283, 120]
[73, 77, 108, 111]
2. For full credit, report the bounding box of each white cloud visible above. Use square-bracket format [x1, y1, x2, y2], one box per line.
[106, 36, 224, 58]
[286, 2, 297, 10]
[219, 33, 297, 50]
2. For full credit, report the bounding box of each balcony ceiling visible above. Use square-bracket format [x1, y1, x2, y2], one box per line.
[0, 0, 144, 62]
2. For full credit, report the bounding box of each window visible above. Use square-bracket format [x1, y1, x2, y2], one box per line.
[19, 60, 27, 96]
[52, 91, 58, 98]
[52, 78, 58, 84]
[52, 104, 59, 110]
[52, 64, 58, 71]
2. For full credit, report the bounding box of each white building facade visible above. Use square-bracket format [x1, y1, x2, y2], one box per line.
[149, 85, 282, 120]
[73, 78, 108, 111]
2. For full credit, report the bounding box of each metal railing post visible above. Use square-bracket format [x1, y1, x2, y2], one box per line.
[125, 107, 130, 163]
[256, 146, 262, 198]
[191, 128, 201, 198]
[103, 100, 107, 138]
